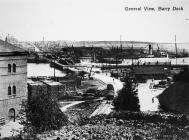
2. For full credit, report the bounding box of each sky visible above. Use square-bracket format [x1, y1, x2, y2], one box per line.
[0, 0, 189, 42]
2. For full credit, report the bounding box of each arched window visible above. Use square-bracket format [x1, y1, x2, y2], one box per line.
[13, 86, 16, 95]
[8, 64, 11, 73]
[8, 86, 11, 95]
[13, 64, 16, 73]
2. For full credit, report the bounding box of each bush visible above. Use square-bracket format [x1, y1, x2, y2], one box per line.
[19, 94, 68, 134]
[113, 77, 140, 111]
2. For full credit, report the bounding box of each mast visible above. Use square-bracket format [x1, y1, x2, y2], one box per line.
[54, 58, 55, 78]
[120, 35, 123, 61]
[91, 45, 96, 63]
[175, 35, 177, 65]
[93, 47, 96, 63]
[116, 46, 118, 77]
[53, 48, 56, 79]
[43, 36, 45, 45]
[132, 43, 134, 67]
[120, 35, 122, 50]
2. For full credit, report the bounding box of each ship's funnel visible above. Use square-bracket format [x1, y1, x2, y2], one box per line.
[149, 44, 153, 55]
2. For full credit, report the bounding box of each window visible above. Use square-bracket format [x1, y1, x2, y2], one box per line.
[13, 64, 16, 73]
[8, 64, 11, 73]
[13, 86, 16, 95]
[8, 86, 11, 95]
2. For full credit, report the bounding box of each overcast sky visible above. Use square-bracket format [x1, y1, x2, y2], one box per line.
[0, 0, 189, 42]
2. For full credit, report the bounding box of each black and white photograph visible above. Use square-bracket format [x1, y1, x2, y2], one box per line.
[0, 0, 189, 139]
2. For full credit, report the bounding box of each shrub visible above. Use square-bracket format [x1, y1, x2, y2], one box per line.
[19, 94, 68, 134]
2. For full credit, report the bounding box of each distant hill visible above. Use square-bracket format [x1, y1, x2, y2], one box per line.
[3, 36, 188, 54]
[24, 40, 189, 52]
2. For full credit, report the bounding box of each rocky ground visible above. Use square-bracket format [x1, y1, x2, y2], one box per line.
[36, 98, 189, 140]
[2, 98, 189, 140]
[36, 111, 189, 140]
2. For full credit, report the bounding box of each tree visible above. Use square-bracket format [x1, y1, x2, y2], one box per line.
[18, 94, 68, 136]
[113, 77, 140, 111]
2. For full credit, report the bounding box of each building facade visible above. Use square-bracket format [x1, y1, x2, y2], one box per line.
[0, 39, 27, 122]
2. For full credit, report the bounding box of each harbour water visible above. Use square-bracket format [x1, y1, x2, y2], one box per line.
[27, 63, 66, 77]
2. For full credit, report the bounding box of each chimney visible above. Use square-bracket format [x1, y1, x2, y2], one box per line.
[4, 36, 8, 47]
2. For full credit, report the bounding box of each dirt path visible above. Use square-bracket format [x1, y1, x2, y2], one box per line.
[137, 80, 165, 111]
[92, 73, 123, 96]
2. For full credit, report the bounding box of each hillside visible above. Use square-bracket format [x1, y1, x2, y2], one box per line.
[159, 81, 189, 115]
[159, 69, 189, 115]
[3, 36, 188, 57]
[4, 36, 189, 52]
[22, 40, 189, 54]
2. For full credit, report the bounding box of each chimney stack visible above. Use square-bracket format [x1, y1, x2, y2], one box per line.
[149, 44, 153, 55]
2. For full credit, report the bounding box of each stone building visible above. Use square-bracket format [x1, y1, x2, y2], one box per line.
[0, 39, 27, 122]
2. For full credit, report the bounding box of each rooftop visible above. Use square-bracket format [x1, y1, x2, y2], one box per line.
[0, 39, 27, 56]
[27, 80, 45, 86]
